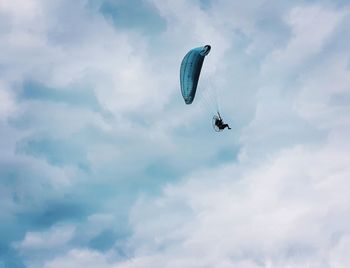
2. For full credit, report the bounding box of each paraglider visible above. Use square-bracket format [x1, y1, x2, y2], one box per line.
[212, 112, 231, 132]
[180, 45, 211, 104]
[180, 45, 231, 132]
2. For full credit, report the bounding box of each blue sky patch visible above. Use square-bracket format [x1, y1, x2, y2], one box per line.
[99, 0, 166, 34]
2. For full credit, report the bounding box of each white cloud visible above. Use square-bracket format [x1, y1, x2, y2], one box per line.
[0, 0, 171, 117]
[262, 5, 346, 76]
[43, 249, 115, 268]
[13, 224, 77, 268]
[0, 80, 16, 120]
[295, 56, 350, 128]
[115, 134, 350, 267]
[1, 0, 350, 267]
[15, 224, 76, 251]
[39, 135, 350, 268]
[329, 235, 350, 267]
[0, 0, 43, 24]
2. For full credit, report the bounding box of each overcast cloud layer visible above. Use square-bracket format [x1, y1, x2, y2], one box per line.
[1, 0, 350, 267]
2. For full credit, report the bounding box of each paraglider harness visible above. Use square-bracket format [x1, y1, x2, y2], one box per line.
[212, 111, 231, 132]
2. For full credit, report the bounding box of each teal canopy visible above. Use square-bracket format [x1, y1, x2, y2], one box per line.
[180, 45, 211, 104]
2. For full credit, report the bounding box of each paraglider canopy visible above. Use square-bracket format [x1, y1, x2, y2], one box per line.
[180, 45, 211, 104]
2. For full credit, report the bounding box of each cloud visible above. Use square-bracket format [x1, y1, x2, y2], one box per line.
[99, 0, 167, 34]
[107, 136, 350, 268]
[261, 5, 347, 79]
[40, 136, 350, 267]
[43, 249, 115, 268]
[0, 0, 350, 267]
[0, 80, 16, 120]
[15, 225, 75, 251]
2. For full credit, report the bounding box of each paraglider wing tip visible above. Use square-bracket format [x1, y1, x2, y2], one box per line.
[201, 45, 211, 56]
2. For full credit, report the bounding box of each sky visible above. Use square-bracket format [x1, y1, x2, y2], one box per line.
[0, 0, 350, 267]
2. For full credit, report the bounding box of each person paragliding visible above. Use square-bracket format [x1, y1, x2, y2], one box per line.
[214, 112, 231, 130]
[180, 44, 231, 132]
